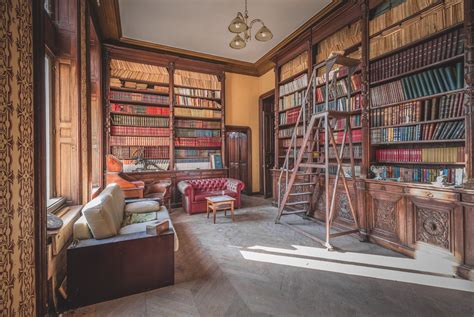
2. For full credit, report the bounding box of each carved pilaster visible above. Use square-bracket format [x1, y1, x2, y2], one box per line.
[102, 49, 111, 186]
[219, 71, 226, 168]
[167, 62, 175, 170]
[359, 0, 370, 180]
[273, 64, 280, 169]
[464, 0, 474, 189]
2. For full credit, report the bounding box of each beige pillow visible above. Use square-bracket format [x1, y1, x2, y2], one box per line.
[125, 200, 161, 214]
[82, 193, 118, 239]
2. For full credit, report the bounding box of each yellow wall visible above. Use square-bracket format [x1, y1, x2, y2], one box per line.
[225, 69, 275, 192]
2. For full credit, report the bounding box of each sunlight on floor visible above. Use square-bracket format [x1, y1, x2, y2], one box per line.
[240, 245, 474, 293]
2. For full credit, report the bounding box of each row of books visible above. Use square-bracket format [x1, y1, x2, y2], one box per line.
[174, 95, 221, 109]
[111, 114, 169, 127]
[370, 27, 464, 82]
[109, 90, 169, 105]
[279, 73, 308, 97]
[314, 65, 359, 85]
[175, 159, 211, 170]
[111, 104, 170, 116]
[281, 138, 304, 148]
[122, 159, 170, 173]
[371, 121, 465, 143]
[335, 115, 361, 130]
[175, 137, 221, 147]
[175, 119, 221, 129]
[110, 59, 169, 85]
[279, 90, 304, 111]
[374, 166, 464, 185]
[371, 93, 465, 127]
[174, 87, 221, 99]
[375, 147, 465, 163]
[370, 63, 464, 107]
[313, 94, 361, 113]
[110, 136, 170, 147]
[110, 78, 170, 95]
[279, 107, 300, 126]
[280, 51, 308, 82]
[279, 126, 304, 138]
[174, 70, 221, 90]
[111, 146, 170, 159]
[174, 149, 220, 159]
[324, 144, 363, 159]
[174, 108, 221, 119]
[328, 165, 361, 178]
[111, 126, 170, 137]
[320, 129, 362, 143]
[175, 128, 220, 138]
[315, 73, 361, 103]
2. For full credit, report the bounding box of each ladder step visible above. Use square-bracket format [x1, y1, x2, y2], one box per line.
[282, 209, 307, 215]
[289, 192, 312, 196]
[293, 182, 316, 186]
[285, 201, 310, 206]
[300, 163, 325, 169]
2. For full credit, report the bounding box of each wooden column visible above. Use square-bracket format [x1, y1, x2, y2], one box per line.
[464, 0, 474, 189]
[273, 64, 279, 169]
[102, 50, 111, 186]
[219, 72, 226, 168]
[358, 0, 370, 240]
[168, 62, 175, 171]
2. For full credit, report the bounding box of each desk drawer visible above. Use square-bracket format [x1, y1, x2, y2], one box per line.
[405, 188, 459, 201]
[367, 182, 403, 193]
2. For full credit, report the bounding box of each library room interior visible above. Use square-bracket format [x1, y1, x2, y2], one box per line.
[3, 0, 474, 316]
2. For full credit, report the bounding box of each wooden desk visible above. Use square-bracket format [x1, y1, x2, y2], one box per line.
[206, 195, 236, 224]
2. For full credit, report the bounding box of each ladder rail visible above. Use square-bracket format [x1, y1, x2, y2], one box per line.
[278, 66, 318, 208]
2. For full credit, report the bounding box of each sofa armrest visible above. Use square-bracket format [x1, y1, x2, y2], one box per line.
[125, 197, 161, 204]
[177, 181, 194, 199]
[227, 178, 245, 193]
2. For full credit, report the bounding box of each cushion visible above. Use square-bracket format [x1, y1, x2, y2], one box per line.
[82, 193, 119, 239]
[125, 200, 160, 214]
[188, 178, 227, 191]
[122, 211, 158, 226]
[194, 190, 238, 202]
[101, 184, 125, 230]
[73, 215, 93, 240]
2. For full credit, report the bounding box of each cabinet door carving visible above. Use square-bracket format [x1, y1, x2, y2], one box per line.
[368, 190, 405, 243]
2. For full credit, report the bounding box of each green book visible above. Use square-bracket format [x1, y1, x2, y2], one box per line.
[407, 76, 420, 98]
[411, 74, 423, 98]
[436, 68, 451, 92]
[432, 68, 447, 92]
[417, 73, 430, 96]
[421, 72, 433, 96]
[455, 62, 463, 89]
[443, 67, 456, 91]
[426, 68, 441, 94]
[401, 77, 412, 100]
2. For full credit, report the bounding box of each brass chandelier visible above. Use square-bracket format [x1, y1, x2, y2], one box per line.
[228, 0, 273, 49]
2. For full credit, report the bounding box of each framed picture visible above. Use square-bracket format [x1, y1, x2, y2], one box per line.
[210, 154, 223, 169]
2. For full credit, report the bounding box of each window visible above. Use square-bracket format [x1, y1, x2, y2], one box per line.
[45, 54, 55, 203]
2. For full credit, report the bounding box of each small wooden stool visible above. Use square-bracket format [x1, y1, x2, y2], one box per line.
[206, 195, 236, 224]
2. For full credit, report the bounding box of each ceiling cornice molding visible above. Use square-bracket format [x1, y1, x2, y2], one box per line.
[93, 0, 344, 77]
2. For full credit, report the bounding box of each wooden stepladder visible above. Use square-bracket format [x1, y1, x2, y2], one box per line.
[276, 54, 361, 250]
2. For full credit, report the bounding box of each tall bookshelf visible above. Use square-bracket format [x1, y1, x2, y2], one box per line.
[368, 9, 466, 185]
[107, 59, 171, 172]
[173, 70, 224, 170]
[105, 58, 226, 173]
[276, 50, 310, 168]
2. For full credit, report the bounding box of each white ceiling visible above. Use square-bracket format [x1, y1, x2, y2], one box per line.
[118, 0, 332, 63]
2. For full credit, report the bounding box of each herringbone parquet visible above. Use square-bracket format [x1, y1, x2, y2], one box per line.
[69, 195, 474, 317]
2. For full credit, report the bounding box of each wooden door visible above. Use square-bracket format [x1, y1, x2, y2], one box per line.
[226, 131, 249, 193]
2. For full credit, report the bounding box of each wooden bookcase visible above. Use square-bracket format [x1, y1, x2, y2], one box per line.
[271, 0, 474, 279]
[103, 45, 227, 206]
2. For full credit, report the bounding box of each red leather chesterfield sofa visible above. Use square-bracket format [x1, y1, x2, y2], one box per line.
[177, 178, 245, 214]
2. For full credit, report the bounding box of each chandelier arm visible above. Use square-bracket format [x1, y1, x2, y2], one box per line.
[249, 18, 264, 29]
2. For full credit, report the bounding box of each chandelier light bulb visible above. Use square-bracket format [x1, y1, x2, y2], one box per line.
[230, 34, 246, 49]
[255, 25, 273, 42]
[228, 15, 248, 33]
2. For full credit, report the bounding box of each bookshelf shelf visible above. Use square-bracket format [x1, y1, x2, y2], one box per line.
[109, 99, 170, 107]
[110, 86, 169, 96]
[370, 54, 464, 87]
[112, 77, 169, 87]
[174, 84, 220, 91]
[174, 93, 221, 101]
[370, 88, 466, 110]
[174, 104, 221, 111]
[278, 69, 308, 85]
[174, 146, 222, 149]
[370, 161, 465, 166]
[278, 105, 303, 113]
[174, 115, 221, 121]
[370, 117, 465, 130]
[110, 111, 170, 118]
[372, 139, 465, 145]
[279, 86, 307, 98]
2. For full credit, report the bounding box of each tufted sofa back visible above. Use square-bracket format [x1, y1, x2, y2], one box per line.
[188, 178, 228, 191]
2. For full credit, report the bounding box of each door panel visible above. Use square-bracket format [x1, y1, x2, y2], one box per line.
[226, 131, 249, 193]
